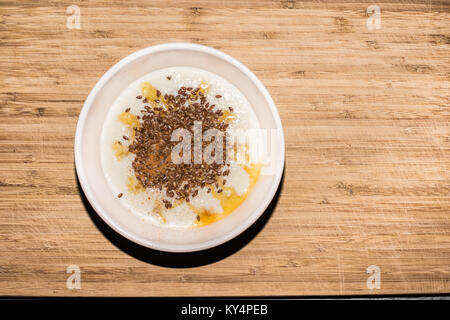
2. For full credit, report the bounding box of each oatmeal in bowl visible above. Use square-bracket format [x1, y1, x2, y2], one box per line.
[75, 43, 284, 252]
[102, 67, 263, 228]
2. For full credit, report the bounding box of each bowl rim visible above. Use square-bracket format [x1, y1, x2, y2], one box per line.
[74, 42, 285, 252]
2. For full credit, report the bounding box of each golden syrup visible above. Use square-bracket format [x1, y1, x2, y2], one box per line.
[126, 175, 145, 194]
[193, 163, 261, 227]
[112, 141, 128, 160]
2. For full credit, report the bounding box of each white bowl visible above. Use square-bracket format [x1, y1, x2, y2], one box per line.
[75, 43, 284, 253]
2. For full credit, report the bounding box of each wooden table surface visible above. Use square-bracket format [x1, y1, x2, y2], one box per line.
[1, 0, 449, 296]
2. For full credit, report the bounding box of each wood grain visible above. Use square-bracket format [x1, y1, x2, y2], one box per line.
[0, 0, 449, 296]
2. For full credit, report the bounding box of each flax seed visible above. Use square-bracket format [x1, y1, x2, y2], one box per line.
[127, 83, 232, 202]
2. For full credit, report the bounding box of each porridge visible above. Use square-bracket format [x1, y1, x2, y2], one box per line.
[101, 67, 262, 228]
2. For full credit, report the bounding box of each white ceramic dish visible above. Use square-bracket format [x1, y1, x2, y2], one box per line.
[74, 43, 284, 253]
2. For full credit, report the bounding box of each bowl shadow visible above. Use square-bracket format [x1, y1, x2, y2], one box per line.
[76, 168, 284, 268]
